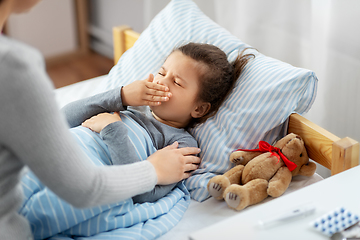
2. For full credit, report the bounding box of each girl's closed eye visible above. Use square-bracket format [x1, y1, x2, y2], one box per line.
[174, 80, 181, 87]
[158, 72, 165, 77]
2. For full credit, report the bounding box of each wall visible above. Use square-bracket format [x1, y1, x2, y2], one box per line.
[88, 0, 215, 58]
[6, 0, 77, 58]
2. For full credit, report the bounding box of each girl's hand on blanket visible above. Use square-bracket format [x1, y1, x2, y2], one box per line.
[147, 141, 201, 185]
[82, 112, 122, 133]
[121, 73, 172, 107]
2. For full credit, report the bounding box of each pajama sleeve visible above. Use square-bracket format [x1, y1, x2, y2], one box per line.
[100, 121, 139, 165]
[62, 87, 126, 128]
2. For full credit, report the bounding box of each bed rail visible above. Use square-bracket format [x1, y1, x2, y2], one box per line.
[113, 25, 140, 65]
[288, 113, 359, 175]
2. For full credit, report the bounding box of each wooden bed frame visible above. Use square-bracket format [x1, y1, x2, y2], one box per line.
[112, 25, 359, 176]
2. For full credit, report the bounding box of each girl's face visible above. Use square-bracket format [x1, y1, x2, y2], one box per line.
[150, 51, 210, 128]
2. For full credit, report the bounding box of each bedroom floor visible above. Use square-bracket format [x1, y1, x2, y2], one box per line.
[47, 52, 114, 89]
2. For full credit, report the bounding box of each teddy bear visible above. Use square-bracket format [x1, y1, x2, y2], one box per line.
[207, 133, 317, 211]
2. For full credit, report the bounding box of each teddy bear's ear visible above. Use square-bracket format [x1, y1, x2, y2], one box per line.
[298, 161, 317, 176]
[274, 133, 298, 149]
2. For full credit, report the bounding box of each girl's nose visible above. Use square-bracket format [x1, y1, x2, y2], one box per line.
[156, 79, 168, 88]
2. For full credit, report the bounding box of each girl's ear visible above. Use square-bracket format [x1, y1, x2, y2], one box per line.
[191, 102, 211, 118]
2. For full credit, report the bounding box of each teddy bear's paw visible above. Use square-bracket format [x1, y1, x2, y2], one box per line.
[208, 182, 224, 200]
[229, 152, 245, 165]
[207, 176, 230, 200]
[232, 157, 245, 165]
[225, 192, 241, 210]
[224, 185, 249, 211]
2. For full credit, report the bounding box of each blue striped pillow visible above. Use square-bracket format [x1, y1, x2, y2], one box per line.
[100, 0, 317, 202]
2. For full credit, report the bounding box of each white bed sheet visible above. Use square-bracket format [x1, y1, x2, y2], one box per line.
[54, 76, 323, 240]
[55, 75, 107, 109]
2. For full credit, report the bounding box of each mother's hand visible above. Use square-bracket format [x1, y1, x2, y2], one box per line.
[147, 142, 201, 185]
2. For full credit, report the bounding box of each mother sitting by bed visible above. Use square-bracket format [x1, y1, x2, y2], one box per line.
[0, 0, 201, 239]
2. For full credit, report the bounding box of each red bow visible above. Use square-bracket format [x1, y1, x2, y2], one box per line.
[236, 141, 297, 172]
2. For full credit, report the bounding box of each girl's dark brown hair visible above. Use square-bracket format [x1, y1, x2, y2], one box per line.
[174, 43, 255, 128]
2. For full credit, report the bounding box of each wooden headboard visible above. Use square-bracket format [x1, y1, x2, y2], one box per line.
[112, 25, 360, 175]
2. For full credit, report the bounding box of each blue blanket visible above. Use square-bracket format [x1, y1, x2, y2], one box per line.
[19, 125, 191, 240]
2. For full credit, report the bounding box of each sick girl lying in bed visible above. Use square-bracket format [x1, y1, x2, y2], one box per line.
[62, 43, 254, 203]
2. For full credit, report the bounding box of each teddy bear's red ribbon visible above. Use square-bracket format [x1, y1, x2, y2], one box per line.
[236, 141, 297, 172]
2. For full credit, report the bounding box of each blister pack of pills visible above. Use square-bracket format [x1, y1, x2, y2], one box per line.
[310, 207, 360, 236]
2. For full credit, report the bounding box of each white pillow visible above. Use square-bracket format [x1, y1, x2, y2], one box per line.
[100, 0, 318, 201]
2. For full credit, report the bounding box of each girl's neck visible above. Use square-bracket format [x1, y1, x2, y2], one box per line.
[151, 111, 188, 129]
